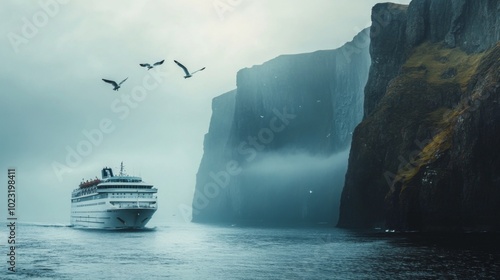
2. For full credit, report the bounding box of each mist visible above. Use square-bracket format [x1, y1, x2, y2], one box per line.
[238, 148, 350, 224]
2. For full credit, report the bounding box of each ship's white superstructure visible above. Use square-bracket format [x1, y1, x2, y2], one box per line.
[71, 164, 157, 229]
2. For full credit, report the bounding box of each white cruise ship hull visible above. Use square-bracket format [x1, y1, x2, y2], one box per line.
[71, 206, 157, 229]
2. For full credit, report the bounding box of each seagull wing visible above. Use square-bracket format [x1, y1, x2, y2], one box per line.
[174, 60, 190, 76]
[190, 67, 206, 75]
[102, 79, 118, 87]
[140, 63, 151, 68]
[118, 77, 128, 85]
[153, 59, 165, 66]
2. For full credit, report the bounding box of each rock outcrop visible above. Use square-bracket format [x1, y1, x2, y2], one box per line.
[338, 0, 500, 231]
[192, 30, 371, 224]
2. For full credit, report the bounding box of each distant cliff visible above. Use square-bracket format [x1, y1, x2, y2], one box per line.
[338, 0, 500, 231]
[193, 30, 371, 224]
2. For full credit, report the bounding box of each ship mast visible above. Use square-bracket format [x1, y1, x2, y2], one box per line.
[119, 161, 125, 176]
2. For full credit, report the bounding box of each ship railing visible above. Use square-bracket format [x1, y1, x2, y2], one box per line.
[114, 204, 157, 209]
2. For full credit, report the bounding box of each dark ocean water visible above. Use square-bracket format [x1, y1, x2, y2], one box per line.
[1, 222, 499, 279]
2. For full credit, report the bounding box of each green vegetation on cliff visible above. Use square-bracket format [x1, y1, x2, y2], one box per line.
[404, 42, 486, 90]
[394, 42, 488, 186]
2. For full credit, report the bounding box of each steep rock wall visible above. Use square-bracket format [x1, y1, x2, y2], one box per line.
[338, 0, 500, 231]
[193, 30, 371, 224]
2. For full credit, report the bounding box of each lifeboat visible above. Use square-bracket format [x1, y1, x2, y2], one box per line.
[79, 178, 101, 188]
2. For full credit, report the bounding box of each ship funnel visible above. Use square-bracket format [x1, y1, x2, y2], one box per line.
[101, 167, 114, 179]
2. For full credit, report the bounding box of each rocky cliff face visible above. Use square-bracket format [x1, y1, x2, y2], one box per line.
[363, 3, 408, 117]
[192, 30, 371, 224]
[338, 0, 500, 231]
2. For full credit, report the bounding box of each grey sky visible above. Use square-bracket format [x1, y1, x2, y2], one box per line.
[0, 0, 410, 224]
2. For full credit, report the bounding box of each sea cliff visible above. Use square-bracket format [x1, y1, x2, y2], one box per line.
[338, 0, 500, 231]
[193, 30, 371, 224]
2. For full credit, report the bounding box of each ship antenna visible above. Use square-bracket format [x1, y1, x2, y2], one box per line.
[120, 161, 125, 176]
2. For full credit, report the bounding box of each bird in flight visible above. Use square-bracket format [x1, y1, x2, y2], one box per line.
[174, 60, 205, 79]
[140, 59, 164, 70]
[102, 77, 128, 91]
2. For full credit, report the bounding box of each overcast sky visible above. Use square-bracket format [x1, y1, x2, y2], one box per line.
[0, 0, 411, 225]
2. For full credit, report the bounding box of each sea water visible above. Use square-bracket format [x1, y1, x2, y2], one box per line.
[1, 222, 499, 279]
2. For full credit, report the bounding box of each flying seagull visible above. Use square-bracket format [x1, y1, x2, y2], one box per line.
[140, 59, 164, 70]
[102, 77, 128, 91]
[174, 60, 205, 79]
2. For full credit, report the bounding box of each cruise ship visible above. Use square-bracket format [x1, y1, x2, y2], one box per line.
[71, 164, 158, 229]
